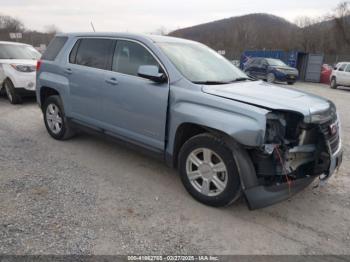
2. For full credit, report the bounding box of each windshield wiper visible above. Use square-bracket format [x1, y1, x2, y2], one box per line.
[193, 77, 257, 85]
[230, 77, 257, 82]
[192, 81, 230, 85]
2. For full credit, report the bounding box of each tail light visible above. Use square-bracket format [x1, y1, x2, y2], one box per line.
[36, 60, 42, 71]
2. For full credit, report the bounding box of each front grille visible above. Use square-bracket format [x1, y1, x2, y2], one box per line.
[320, 117, 340, 154]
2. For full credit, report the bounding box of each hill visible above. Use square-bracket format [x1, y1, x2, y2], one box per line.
[169, 13, 299, 59]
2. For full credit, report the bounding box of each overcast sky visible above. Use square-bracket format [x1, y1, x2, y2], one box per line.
[0, 0, 340, 33]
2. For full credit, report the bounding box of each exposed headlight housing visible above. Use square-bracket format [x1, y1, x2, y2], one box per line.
[10, 64, 36, 73]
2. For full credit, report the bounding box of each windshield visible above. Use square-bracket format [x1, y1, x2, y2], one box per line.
[157, 42, 248, 83]
[0, 44, 41, 60]
[266, 58, 287, 67]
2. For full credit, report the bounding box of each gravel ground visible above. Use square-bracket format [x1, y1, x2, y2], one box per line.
[0, 82, 349, 255]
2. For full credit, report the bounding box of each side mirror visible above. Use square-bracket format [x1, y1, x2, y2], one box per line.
[138, 65, 166, 83]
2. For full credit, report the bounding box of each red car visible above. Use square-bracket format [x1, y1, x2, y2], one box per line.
[320, 64, 333, 84]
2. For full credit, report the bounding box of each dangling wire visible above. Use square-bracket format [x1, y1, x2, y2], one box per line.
[274, 145, 292, 196]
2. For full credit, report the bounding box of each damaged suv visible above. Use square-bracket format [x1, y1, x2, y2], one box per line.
[36, 33, 343, 209]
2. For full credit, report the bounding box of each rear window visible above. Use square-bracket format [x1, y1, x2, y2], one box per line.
[73, 38, 115, 70]
[42, 36, 68, 61]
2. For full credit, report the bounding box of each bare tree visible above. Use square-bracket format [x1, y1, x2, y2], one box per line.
[0, 14, 24, 32]
[332, 1, 350, 47]
[151, 26, 168, 36]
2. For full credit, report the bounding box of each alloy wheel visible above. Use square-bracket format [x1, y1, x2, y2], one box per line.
[46, 103, 63, 134]
[186, 148, 228, 197]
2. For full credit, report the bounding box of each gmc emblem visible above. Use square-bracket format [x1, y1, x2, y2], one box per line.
[329, 123, 338, 136]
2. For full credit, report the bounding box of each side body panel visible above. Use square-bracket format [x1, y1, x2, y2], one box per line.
[165, 79, 269, 157]
[37, 34, 269, 159]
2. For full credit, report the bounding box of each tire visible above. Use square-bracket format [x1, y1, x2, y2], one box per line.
[0, 86, 6, 96]
[267, 73, 275, 83]
[287, 82, 294, 85]
[178, 133, 241, 207]
[3, 79, 22, 104]
[330, 77, 337, 89]
[43, 95, 75, 140]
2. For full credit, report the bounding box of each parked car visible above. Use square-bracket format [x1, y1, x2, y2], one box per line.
[244, 57, 299, 85]
[330, 62, 350, 89]
[0, 41, 41, 104]
[36, 33, 342, 209]
[320, 64, 333, 85]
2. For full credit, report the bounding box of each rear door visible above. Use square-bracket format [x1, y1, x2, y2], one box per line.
[257, 58, 268, 79]
[245, 58, 258, 78]
[66, 38, 115, 125]
[336, 63, 347, 85]
[100, 39, 170, 151]
[344, 64, 350, 86]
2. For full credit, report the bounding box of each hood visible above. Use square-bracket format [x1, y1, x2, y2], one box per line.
[202, 80, 331, 120]
[0, 59, 37, 66]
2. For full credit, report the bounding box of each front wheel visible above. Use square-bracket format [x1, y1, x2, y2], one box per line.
[178, 133, 241, 207]
[267, 73, 275, 83]
[330, 78, 337, 89]
[3, 79, 22, 104]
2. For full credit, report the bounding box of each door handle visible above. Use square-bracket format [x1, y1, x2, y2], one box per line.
[105, 78, 118, 85]
[64, 68, 73, 75]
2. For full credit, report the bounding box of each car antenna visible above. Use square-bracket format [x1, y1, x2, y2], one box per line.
[90, 21, 96, 32]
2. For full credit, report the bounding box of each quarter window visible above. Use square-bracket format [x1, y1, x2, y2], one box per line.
[41, 36, 68, 61]
[112, 40, 160, 77]
[75, 38, 115, 70]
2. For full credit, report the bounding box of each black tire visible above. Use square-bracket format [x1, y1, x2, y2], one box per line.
[330, 77, 337, 89]
[178, 133, 241, 207]
[287, 82, 294, 85]
[3, 79, 22, 104]
[43, 95, 75, 140]
[0, 86, 6, 97]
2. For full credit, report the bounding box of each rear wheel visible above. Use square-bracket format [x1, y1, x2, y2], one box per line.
[267, 73, 275, 83]
[330, 77, 338, 89]
[178, 133, 241, 207]
[287, 82, 294, 85]
[3, 79, 22, 104]
[43, 95, 75, 140]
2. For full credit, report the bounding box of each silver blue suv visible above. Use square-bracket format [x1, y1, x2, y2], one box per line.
[36, 33, 343, 209]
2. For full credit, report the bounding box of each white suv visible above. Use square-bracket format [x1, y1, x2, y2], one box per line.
[0, 41, 41, 104]
[330, 62, 350, 89]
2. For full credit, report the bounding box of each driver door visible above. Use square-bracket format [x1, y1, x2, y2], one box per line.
[100, 40, 169, 151]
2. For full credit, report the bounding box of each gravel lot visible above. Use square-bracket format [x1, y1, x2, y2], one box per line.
[0, 82, 349, 255]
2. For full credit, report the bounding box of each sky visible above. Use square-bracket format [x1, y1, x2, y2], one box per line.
[0, 0, 340, 33]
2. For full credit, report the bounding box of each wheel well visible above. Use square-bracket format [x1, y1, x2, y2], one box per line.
[40, 87, 59, 108]
[2, 77, 12, 87]
[172, 123, 235, 168]
[173, 123, 207, 168]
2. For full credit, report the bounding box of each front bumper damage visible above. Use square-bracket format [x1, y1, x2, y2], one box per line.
[244, 145, 343, 210]
[242, 110, 343, 210]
